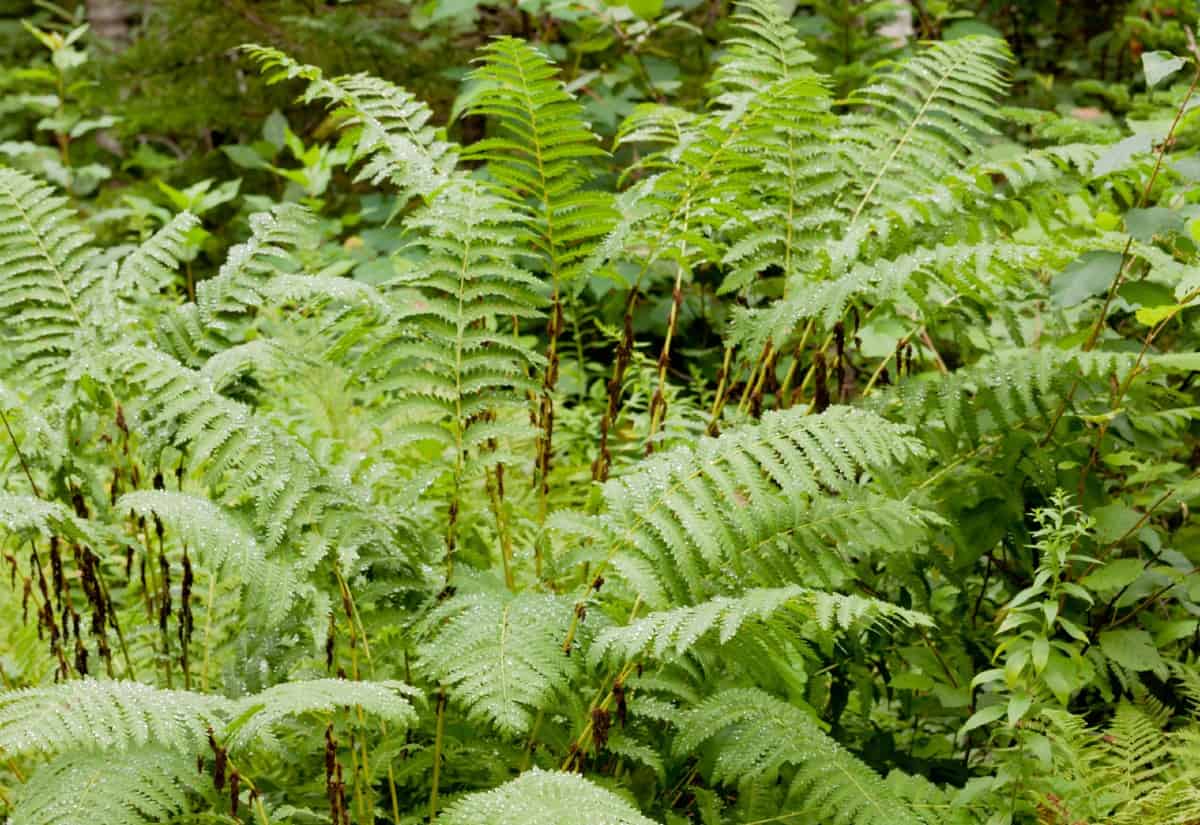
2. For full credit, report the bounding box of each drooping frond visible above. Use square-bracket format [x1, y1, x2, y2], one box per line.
[224, 678, 419, 752]
[549, 407, 926, 607]
[437, 768, 660, 825]
[116, 490, 296, 621]
[591, 585, 931, 667]
[0, 679, 227, 757]
[417, 590, 576, 735]
[462, 37, 614, 285]
[840, 35, 1012, 223]
[112, 345, 407, 570]
[872, 349, 1138, 448]
[7, 747, 201, 825]
[0, 168, 102, 383]
[243, 45, 458, 202]
[675, 688, 927, 825]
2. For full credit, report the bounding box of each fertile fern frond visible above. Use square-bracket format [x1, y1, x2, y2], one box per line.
[224, 678, 419, 752]
[8, 747, 202, 825]
[437, 768, 660, 825]
[591, 585, 931, 666]
[462, 37, 614, 284]
[0, 168, 102, 383]
[417, 590, 577, 735]
[676, 688, 927, 825]
[550, 407, 926, 607]
[0, 679, 227, 757]
[244, 45, 458, 202]
[840, 35, 1012, 223]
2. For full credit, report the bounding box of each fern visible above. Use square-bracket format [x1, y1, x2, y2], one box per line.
[591, 585, 931, 666]
[550, 406, 926, 607]
[223, 678, 419, 752]
[243, 45, 458, 202]
[0, 168, 101, 383]
[840, 35, 1012, 223]
[676, 688, 927, 825]
[417, 590, 576, 735]
[8, 747, 202, 825]
[0, 679, 225, 756]
[437, 768, 660, 825]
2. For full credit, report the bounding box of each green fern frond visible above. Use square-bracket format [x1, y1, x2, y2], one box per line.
[0, 168, 102, 383]
[112, 345, 407, 570]
[550, 407, 925, 607]
[8, 747, 201, 825]
[224, 678, 419, 752]
[462, 37, 614, 283]
[437, 768, 660, 825]
[675, 688, 927, 825]
[417, 590, 577, 735]
[591, 585, 931, 666]
[0, 679, 227, 757]
[243, 45, 458, 201]
[114, 211, 200, 300]
[841, 35, 1012, 223]
[0, 492, 103, 546]
[380, 177, 544, 447]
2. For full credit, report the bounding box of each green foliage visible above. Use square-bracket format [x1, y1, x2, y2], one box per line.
[0, 4, 1198, 825]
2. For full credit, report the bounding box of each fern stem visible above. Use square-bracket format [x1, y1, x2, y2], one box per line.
[429, 689, 447, 820]
[706, 346, 735, 434]
[486, 465, 516, 590]
[200, 571, 217, 692]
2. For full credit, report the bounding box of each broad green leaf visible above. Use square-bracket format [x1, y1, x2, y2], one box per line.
[1080, 558, 1144, 591]
[1099, 628, 1163, 672]
[1051, 251, 1121, 307]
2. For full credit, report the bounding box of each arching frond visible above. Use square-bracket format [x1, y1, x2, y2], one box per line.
[550, 407, 926, 607]
[676, 688, 927, 825]
[0, 679, 227, 756]
[244, 45, 458, 201]
[224, 678, 419, 752]
[840, 35, 1012, 222]
[591, 585, 931, 667]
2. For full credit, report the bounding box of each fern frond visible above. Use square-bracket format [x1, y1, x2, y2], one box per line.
[591, 585, 931, 666]
[379, 177, 543, 447]
[114, 211, 200, 299]
[0, 168, 102, 383]
[0, 679, 227, 756]
[244, 45, 458, 201]
[437, 768, 659, 825]
[463, 37, 614, 283]
[8, 747, 201, 825]
[224, 678, 418, 752]
[550, 407, 925, 607]
[112, 345, 408, 571]
[675, 688, 926, 825]
[841, 35, 1012, 223]
[417, 590, 576, 735]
